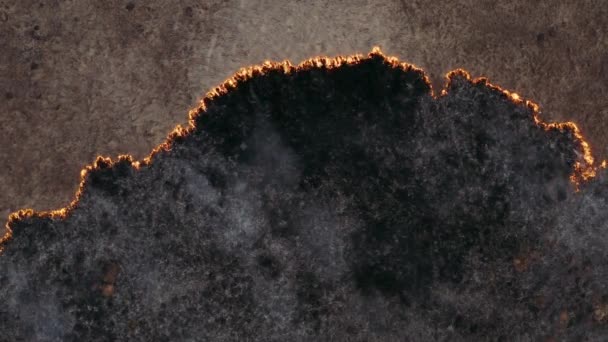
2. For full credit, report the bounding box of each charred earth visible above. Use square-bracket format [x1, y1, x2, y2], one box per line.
[2, 49, 608, 341]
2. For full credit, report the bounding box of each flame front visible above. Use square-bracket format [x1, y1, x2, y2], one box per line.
[1, 47, 603, 252]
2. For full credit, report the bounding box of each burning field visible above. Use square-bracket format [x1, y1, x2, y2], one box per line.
[2, 48, 608, 341]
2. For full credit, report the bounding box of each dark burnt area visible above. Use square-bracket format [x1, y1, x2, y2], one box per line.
[2, 52, 602, 340]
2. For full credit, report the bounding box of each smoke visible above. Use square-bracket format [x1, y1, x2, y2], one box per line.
[2, 48, 607, 341]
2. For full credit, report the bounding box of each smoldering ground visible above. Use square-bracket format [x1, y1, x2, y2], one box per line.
[2, 49, 608, 341]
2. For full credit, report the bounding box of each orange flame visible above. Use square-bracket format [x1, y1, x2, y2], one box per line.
[440, 67, 599, 191]
[1, 47, 602, 253]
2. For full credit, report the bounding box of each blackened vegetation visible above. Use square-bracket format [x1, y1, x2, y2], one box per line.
[2, 51, 607, 341]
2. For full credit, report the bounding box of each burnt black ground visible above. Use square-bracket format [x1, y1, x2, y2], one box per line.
[2, 51, 608, 341]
